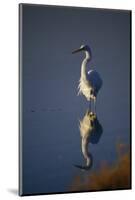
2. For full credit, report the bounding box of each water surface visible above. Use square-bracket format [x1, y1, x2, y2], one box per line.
[21, 5, 131, 194]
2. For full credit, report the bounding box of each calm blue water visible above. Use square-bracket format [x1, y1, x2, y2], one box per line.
[22, 78, 130, 194]
[21, 5, 130, 195]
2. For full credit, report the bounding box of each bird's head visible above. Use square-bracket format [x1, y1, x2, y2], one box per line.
[72, 44, 91, 54]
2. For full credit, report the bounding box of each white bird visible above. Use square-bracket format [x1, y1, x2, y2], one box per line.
[76, 110, 103, 170]
[72, 45, 103, 114]
[79, 111, 96, 169]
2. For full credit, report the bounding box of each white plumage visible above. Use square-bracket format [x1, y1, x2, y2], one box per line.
[79, 111, 96, 168]
[79, 110, 103, 169]
[72, 44, 103, 113]
[78, 70, 102, 101]
[72, 44, 103, 169]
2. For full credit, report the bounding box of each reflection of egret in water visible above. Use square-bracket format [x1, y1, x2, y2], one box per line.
[75, 110, 103, 170]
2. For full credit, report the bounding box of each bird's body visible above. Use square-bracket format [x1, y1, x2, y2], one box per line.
[72, 44, 103, 169]
[79, 111, 95, 168]
[79, 110, 103, 169]
[72, 44, 103, 114]
[78, 69, 102, 101]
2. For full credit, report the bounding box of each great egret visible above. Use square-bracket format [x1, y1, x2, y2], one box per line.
[75, 110, 103, 170]
[72, 45, 103, 114]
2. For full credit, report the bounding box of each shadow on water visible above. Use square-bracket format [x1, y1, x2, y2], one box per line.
[74, 108, 103, 170]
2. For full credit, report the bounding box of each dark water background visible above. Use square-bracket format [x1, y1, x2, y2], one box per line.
[21, 4, 131, 194]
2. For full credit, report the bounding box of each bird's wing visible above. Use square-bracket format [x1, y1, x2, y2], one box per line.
[87, 70, 103, 95]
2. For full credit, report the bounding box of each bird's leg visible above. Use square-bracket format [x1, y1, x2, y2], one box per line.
[94, 97, 96, 115]
[89, 100, 91, 112]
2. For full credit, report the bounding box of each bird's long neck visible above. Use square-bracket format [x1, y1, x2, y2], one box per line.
[81, 137, 91, 167]
[81, 51, 90, 80]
